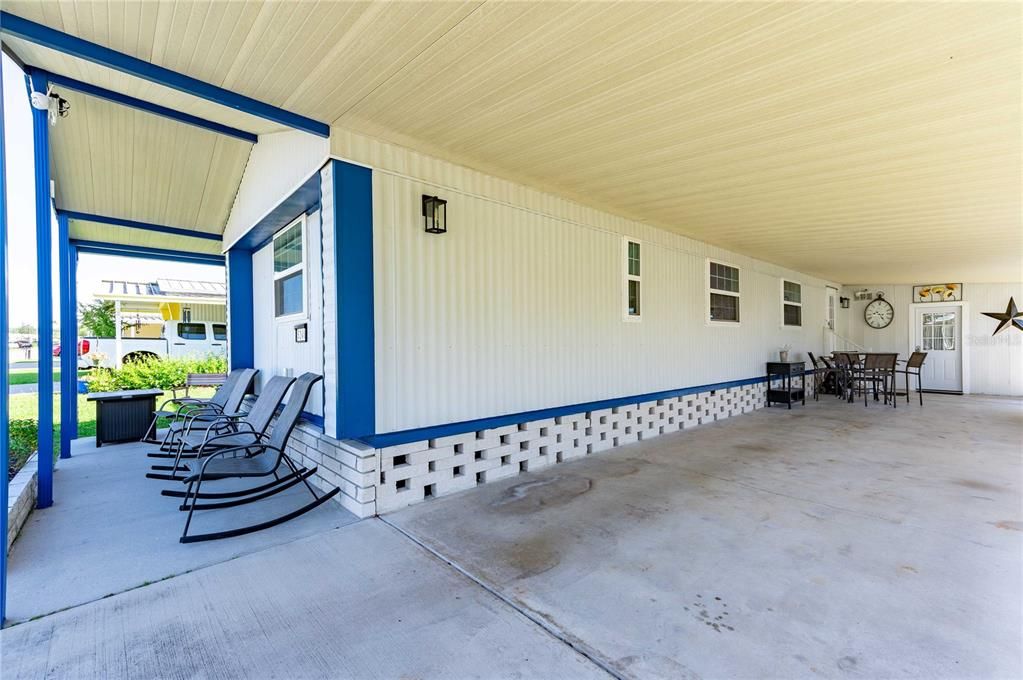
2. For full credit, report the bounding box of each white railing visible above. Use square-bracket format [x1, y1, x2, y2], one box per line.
[823, 325, 867, 352]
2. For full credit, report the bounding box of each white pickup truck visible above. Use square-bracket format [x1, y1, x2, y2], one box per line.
[79, 320, 228, 368]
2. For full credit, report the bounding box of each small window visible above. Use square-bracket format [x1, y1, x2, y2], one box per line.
[623, 239, 641, 319]
[212, 324, 227, 341]
[782, 280, 802, 327]
[273, 218, 305, 318]
[708, 261, 740, 323]
[177, 322, 207, 340]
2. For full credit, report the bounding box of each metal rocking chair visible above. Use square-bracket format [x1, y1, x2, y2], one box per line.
[144, 368, 257, 453]
[174, 372, 339, 543]
[145, 375, 294, 481]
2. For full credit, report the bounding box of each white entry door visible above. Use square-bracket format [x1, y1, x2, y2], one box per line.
[914, 305, 963, 393]
[825, 286, 838, 352]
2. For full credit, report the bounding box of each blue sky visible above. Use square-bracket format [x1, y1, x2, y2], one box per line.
[3, 54, 224, 330]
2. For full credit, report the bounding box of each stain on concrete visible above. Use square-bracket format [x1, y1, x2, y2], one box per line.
[490, 475, 593, 513]
[953, 479, 1003, 493]
[837, 655, 859, 672]
[498, 534, 562, 579]
[615, 653, 702, 679]
[899, 565, 918, 574]
[690, 594, 734, 633]
[989, 520, 1022, 531]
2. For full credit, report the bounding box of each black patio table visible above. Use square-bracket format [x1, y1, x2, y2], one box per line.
[87, 389, 163, 447]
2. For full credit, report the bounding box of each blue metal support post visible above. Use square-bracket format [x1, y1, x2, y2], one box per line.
[2, 45, 13, 625]
[58, 212, 74, 458]
[30, 70, 54, 508]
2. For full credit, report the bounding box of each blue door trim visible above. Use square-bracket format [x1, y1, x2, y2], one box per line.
[30, 70, 54, 508]
[58, 213, 74, 458]
[0, 11, 329, 138]
[37, 70, 258, 144]
[332, 160, 375, 440]
[360, 375, 774, 448]
[226, 249, 254, 370]
[70, 239, 225, 265]
[60, 209, 224, 242]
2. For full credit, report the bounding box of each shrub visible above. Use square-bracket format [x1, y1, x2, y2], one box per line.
[84, 355, 228, 393]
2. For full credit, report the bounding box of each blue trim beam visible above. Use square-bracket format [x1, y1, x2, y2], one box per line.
[1, 12, 329, 137]
[226, 248, 254, 370]
[30, 70, 54, 508]
[60, 209, 222, 242]
[58, 213, 74, 458]
[1, 44, 12, 624]
[332, 160, 376, 440]
[38, 70, 258, 143]
[70, 239, 225, 265]
[361, 375, 781, 448]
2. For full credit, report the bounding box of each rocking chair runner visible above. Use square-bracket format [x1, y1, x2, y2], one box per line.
[175, 372, 339, 543]
[146, 375, 294, 481]
[144, 368, 256, 452]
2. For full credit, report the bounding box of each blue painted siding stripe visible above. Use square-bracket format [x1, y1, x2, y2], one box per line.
[58, 213, 74, 459]
[332, 160, 375, 440]
[38, 70, 258, 143]
[70, 239, 225, 265]
[60, 209, 223, 242]
[361, 375, 779, 448]
[226, 249, 254, 370]
[30, 70, 54, 508]
[0, 12, 329, 138]
[1, 46, 12, 624]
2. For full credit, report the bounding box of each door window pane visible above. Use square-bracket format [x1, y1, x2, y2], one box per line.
[275, 271, 304, 317]
[273, 222, 303, 273]
[212, 324, 227, 341]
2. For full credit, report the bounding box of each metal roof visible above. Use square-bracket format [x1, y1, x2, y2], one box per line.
[97, 278, 226, 301]
[2, 1, 1019, 282]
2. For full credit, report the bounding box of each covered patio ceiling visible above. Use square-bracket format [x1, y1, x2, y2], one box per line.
[2, 1, 1019, 282]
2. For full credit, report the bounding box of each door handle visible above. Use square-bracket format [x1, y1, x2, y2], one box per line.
[173, 342, 186, 346]
[211, 343, 223, 346]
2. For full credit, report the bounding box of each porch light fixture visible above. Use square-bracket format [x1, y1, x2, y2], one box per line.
[422, 195, 447, 234]
[840, 297, 850, 309]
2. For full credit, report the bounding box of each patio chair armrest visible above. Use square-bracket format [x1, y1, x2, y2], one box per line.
[195, 435, 270, 464]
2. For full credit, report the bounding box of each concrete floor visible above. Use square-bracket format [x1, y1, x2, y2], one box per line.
[2, 394, 1020, 679]
[5, 436, 357, 622]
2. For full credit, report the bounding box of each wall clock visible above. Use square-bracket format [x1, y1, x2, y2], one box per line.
[864, 295, 894, 329]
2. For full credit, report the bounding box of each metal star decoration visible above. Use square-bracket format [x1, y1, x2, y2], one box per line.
[981, 297, 1023, 335]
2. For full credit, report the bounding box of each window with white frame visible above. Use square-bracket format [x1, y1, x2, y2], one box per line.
[708, 260, 740, 323]
[273, 217, 305, 318]
[624, 239, 641, 319]
[782, 280, 802, 326]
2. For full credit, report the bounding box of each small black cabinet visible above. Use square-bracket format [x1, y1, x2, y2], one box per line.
[87, 389, 163, 446]
[766, 361, 806, 409]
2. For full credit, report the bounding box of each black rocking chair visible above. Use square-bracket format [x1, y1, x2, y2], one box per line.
[174, 372, 339, 543]
[146, 375, 294, 481]
[145, 368, 257, 453]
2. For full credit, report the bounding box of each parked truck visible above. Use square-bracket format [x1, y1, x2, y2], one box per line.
[78, 320, 228, 368]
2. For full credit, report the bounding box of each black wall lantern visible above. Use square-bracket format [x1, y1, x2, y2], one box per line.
[840, 296, 850, 309]
[422, 195, 447, 234]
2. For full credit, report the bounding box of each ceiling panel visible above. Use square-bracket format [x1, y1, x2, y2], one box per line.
[50, 90, 251, 232]
[4, 0, 1020, 282]
[69, 220, 224, 255]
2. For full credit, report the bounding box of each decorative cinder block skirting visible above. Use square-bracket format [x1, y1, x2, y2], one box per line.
[371, 382, 770, 514]
[286, 377, 820, 518]
[7, 454, 39, 553]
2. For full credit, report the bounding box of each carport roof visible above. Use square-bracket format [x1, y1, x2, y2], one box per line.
[2, 1, 1019, 282]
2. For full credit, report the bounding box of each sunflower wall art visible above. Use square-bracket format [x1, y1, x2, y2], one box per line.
[913, 283, 963, 303]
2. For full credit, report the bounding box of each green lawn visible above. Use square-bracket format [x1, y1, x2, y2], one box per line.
[7, 387, 216, 480]
[9, 369, 87, 386]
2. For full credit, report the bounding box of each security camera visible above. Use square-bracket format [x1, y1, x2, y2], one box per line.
[30, 91, 49, 110]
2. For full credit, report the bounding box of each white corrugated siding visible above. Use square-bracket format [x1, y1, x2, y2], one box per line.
[838, 282, 1023, 396]
[222, 130, 328, 248]
[337, 131, 836, 433]
[319, 164, 338, 436]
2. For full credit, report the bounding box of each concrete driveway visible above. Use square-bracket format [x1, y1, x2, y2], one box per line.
[2, 394, 1019, 679]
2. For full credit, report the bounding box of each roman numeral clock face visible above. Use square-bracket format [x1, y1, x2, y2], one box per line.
[864, 298, 894, 329]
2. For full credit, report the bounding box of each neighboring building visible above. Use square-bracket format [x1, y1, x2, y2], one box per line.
[95, 278, 226, 338]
